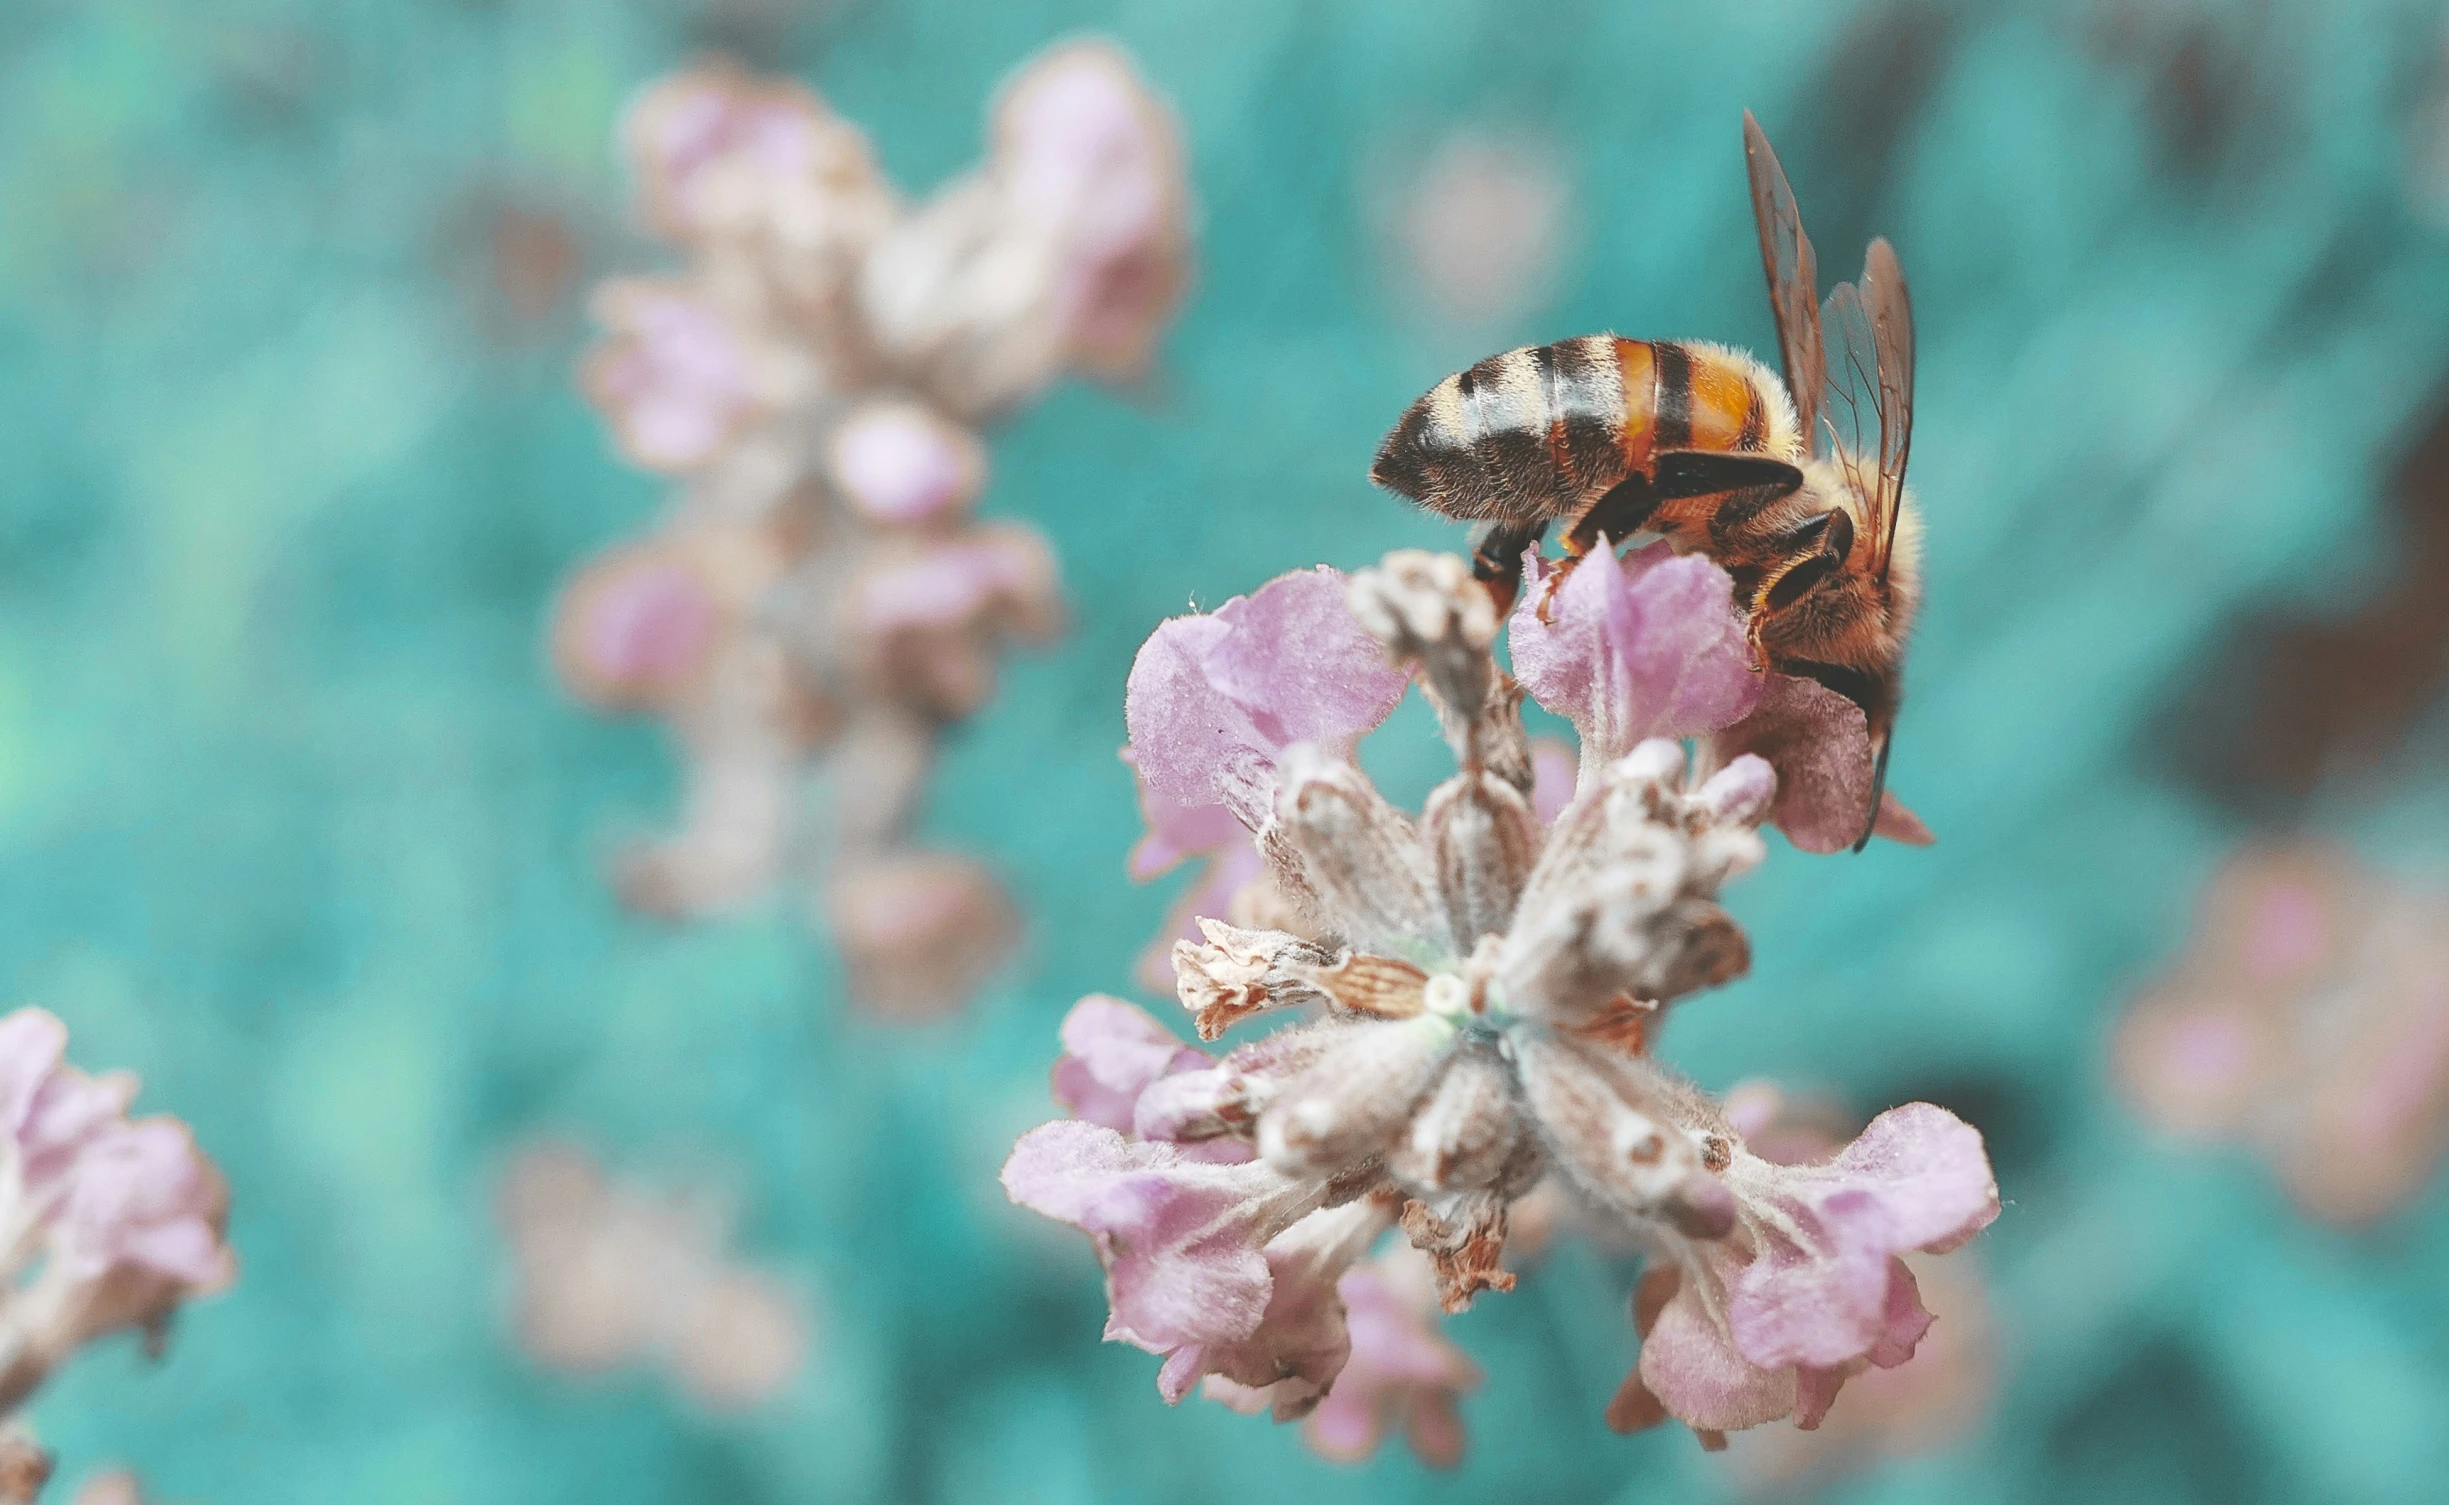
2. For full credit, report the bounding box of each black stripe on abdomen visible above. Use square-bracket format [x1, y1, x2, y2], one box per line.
[1653, 341, 1693, 451]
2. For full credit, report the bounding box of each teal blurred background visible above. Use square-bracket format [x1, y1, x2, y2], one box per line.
[8, 0, 2449, 1500]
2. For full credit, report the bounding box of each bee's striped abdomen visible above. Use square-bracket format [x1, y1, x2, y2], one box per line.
[1371, 335, 1785, 523]
[1371, 335, 1626, 522]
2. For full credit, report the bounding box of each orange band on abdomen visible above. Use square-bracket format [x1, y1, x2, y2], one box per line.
[1686, 350, 1762, 453]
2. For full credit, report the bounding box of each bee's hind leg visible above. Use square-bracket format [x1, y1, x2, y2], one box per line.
[1469, 518, 1551, 616]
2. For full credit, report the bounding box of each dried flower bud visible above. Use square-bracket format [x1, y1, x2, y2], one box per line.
[1422, 770, 1542, 948]
[1514, 1032, 1707, 1225]
[1274, 749, 1445, 953]
[1258, 1017, 1457, 1179]
[1387, 1048, 1523, 1196]
[1173, 919, 1337, 1040]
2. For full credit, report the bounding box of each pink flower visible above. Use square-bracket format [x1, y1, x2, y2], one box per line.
[1016, 548, 1988, 1445]
[1124, 567, 1410, 828]
[1001, 1120, 1325, 1386]
[2114, 841, 2449, 1223]
[1508, 542, 1930, 854]
[856, 534, 1057, 638]
[582, 281, 771, 473]
[1185, 1199, 1393, 1415]
[823, 853, 1019, 1020]
[1631, 1103, 1998, 1433]
[1509, 543, 1763, 767]
[828, 402, 983, 525]
[1303, 1252, 1481, 1466]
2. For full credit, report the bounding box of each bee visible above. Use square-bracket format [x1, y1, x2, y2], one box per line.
[1369, 112, 1919, 850]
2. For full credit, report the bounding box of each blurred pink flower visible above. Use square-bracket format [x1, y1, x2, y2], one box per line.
[2116, 841, 2449, 1223]
[582, 280, 781, 473]
[825, 852, 1021, 1021]
[562, 42, 1189, 1020]
[622, 61, 894, 284]
[992, 40, 1193, 379]
[828, 402, 983, 525]
[0, 1009, 233, 1416]
[1303, 1250, 1481, 1466]
[554, 549, 723, 710]
[498, 1142, 811, 1412]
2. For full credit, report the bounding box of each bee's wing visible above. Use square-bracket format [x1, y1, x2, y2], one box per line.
[1743, 111, 1825, 451]
[1820, 238, 1916, 585]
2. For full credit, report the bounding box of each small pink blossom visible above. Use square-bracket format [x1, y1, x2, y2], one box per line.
[1710, 674, 1933, 855]
[582, 281, 771, 473]
[1049, 996, 1212, 1135]
[2116, 842, 2449, 1223]
[0, 1008, 233, 1416]
[857, 535, 1053, 637]
[1124, 567, 1410, 828]
[553, 549, 722, 709]
[829, 402, 983, 525]
[823, 853, 1019, 1021]
[622, 63, 892, 263]
[1508, 543, 1929, 853]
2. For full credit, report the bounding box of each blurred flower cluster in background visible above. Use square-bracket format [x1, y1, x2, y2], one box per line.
[555, 39, 1189, 1019]
[1, 0, 2449, 1502]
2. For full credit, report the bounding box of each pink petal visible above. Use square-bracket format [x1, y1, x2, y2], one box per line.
[1873, 791, 1936, 846]
[54, 1118, 227, 1286]
[1866, 1256, 1936, 1368]
[1728, 1191, 1903, 1370]
[1638, 1277, 1796, 1432]
[1828, 1103, 2002, 1255]
[584, 285, 759, 473]
[557, 553, 720, 701]
[19, 1064, 140, 1193]
[1509, 544, 1762, 767]
[1122, 747, 1247, 880]
[0, 1008, 67, 1140]
[1709, 673, 1896, 855]
[1049, 996, 1210, 1133]
[1123, 568, 1409, 827]
[859, 538, 1044, 636]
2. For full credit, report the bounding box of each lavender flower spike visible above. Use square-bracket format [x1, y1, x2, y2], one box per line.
[1011, 547, 1986, 1448]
